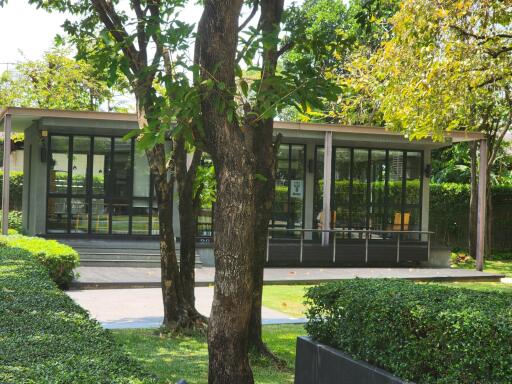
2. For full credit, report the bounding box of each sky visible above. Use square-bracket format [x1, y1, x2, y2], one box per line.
[0, 1, 206, 66]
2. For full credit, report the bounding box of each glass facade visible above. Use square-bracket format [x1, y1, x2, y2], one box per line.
[46, 134, 160, 235]
[271, 144, 306, 230]
[315, 146, 423, 233]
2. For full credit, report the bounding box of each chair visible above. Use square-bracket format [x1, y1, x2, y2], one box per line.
[392, 212, 410, 231]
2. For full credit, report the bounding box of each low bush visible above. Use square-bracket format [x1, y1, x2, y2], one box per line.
[305, 279, 512, 384]
[0, 210, 23, 233]
[0, 246, 155, 384]
[0, 170, 23, 210]
[0, 235, 79, 288]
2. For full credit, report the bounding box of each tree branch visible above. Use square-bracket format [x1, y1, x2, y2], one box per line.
[239, 0, 259, 32]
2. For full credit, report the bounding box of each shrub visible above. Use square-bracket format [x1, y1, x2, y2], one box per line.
[0, 246, 155, 384]
[0, 210, 23, 233]
[0, 170, 23, 210]
[305, 279, 512, 384]
[0, 235, 79, 288]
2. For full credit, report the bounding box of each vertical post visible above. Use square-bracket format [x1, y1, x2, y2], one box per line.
[476, 139, 488, 271]
[322, 131, 332, 246]
[2, 114, 11, 235]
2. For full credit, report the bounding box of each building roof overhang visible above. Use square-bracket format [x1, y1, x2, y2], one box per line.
[0, 106, 485, 145]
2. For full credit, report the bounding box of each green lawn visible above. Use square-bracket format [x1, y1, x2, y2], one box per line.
[112, 324, 303, 384]
[262, 285, 311, 317]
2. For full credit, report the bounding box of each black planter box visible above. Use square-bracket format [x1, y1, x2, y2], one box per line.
[294, 336, 413, 384]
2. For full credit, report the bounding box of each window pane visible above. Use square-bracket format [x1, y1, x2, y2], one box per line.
[70, 198, 88, 233]
[71, 136, 90, 195]
[151, 203, 159, 235]
[112, 138, 131, 197]
[132, 198, 150, 235]
[351, 149, 369, 228]
[91, 198, 109, 234]
[133, 148, 150, 197]
[369, 150, 386, 230]
[333, 148, 350, 228]
[273, 145, 290, 227]
[314, 147, 324, 228]
[388, 150, 403, 206]
[289, 145, 305, 228]
[111, 200, 130, 234]
[92, 137, 110, 195]
[49, 136, 69, 194]
[406, 152, 422, 205]
[47, 197, 68, 233]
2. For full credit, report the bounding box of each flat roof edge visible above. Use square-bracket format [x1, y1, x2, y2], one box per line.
[0, 107, 138, 123]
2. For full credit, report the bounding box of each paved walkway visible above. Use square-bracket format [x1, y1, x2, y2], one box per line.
[67, 287, 305, 329]
[73, 266, 504, 289]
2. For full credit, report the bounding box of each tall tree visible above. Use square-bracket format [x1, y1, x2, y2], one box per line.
[349, 0, 512, 262]
[30, 0, 204, 329]
[0, 47, 121, 110]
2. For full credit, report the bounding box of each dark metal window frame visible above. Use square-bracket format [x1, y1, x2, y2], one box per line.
[270, 143, 307, 230]
[46, 133, 159, 237]
[314, 145, 424, 233]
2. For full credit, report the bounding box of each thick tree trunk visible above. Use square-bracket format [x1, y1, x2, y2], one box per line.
[469, 142, 478, 257]
[197, 1, 255, 382]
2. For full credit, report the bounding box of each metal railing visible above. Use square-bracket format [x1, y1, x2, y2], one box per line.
[266, 228, 434, 264]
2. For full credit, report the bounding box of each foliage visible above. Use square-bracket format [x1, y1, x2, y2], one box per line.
[350, 0, 512, 143]
[112, 324, 303, 384]
[305, 279, 512, 384]
[430, 183, 512, 251]
[0, 46, 125, 111]
[0, 170, 23, 211]
[0, 210, 23, 233]
[0, 235, 79, 288]
[0, 246, 155, 384]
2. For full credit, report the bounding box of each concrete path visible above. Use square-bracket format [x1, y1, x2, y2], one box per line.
[67, 287, 305, 329]
[72, 266, 504, 289]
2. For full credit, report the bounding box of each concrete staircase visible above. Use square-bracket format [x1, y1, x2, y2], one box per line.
[57, 239, 202, 268]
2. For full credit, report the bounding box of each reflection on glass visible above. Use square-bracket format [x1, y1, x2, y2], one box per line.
[273, 144, 290, 228]
[333, 148, 350, 228]
[388, 151, 403, 206]
[406, 152, 422, 205]
[111, 200, 130, 234]
[47, 197, 68, 233]
[151, 204, 160, 235]
[71, 136, 90, 195]
[92, 137, 110, 195]
[289, 145, 305, 228]
[133, 149, 150, 197]
[70, 198, 88, 233]
[314, 147, 324, 228]
[352, 149, 369, 228]
[49, 136, 69, 194]
[369, 150, 386, 230]
[132, 198, 150, 234]
[112, 138, 131, 197]
[91, 198, 109, 234]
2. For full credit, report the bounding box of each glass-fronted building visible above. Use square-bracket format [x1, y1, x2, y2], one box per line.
[0, 107, 486, 267]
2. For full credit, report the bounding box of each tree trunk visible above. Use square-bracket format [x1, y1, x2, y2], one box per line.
[247, 0, 284, 359]
[174, 136, 206, 323]
[197, 1, 255, 382]
[469, 142, 478, 257]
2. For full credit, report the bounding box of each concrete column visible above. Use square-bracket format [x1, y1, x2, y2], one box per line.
[322, 131, 332, 246]
[2, 114, 11, 235]
[476, 139, 488, 271]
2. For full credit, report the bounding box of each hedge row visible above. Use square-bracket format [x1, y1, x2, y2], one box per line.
[0, 235, 79, 288]
[0, 171, 23, 210]
[305, 279, 512, 384]
[0, 246, 156, 384]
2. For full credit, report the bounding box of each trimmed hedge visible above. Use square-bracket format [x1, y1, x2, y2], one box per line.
[0, 246, 155, 384]
[0, 235, 79, 288]
[0, 170, 23, 210]
[305, 279, 512, 384]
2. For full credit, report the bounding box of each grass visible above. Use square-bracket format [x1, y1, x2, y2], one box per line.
[112, 324, 304, 384]
[262, 285, 311, 317]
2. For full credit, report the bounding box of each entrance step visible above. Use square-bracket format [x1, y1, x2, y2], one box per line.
[54, 238, 202, 268]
